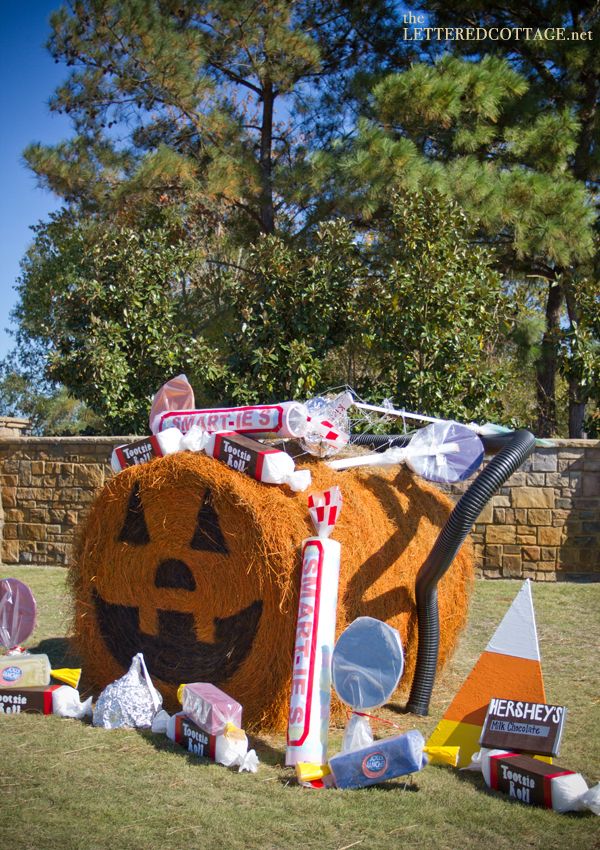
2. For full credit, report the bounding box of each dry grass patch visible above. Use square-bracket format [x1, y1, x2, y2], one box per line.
[0, 567, 598, 850]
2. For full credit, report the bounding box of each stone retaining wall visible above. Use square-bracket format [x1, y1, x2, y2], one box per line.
[0, 436, 598, 580]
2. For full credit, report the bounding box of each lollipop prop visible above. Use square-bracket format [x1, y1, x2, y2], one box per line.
[331, 617, 404, 752]
[328, 421, 485, 484]
[0, 578, 37, 650]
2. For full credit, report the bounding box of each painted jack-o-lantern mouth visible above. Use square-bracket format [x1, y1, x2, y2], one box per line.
[92, 483, 263, 684]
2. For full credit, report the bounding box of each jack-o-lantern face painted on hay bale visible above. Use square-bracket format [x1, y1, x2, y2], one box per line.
[72, 452, 473, 731]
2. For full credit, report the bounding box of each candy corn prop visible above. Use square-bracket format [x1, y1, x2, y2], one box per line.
[427, 580, 546, 768]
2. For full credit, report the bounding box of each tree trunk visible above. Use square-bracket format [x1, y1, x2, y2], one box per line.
[568, 386, 586, 438]
[563, 278, 588, 438]
[536, 280, 564, 437]
[259, 79, 275, 234]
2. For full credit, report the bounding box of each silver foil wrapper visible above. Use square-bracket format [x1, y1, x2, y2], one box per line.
[93, 652, 162, 729]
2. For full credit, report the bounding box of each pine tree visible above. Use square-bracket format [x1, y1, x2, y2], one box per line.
[395, 0, 600, 435]
[322, 35, 598, 434]
[25, 0, 404, 238]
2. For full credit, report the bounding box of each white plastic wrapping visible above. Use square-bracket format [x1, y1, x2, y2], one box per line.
[342, 713, 374, 753]
[328, 421, 484, 484]
[52, 685, 93, 719]
[111, 428, 184, 472]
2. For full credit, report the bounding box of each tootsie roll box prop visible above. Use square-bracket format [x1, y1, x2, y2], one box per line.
[71, 452, 474, 731]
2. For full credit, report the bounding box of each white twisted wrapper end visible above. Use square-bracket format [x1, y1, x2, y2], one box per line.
[180, 425, 209, 453]
[283, 469, 312, 492]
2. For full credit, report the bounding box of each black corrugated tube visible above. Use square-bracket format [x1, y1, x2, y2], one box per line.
[349, 432, 414, 450]
[405, 429, 536, 715]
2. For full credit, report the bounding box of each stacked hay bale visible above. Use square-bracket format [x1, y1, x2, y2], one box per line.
[71, 452, 473, 731]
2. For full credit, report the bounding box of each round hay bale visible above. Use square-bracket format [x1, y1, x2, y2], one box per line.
[70, 452, 473, 731]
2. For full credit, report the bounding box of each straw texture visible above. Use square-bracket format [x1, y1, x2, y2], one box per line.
[70, 452, 473, 731]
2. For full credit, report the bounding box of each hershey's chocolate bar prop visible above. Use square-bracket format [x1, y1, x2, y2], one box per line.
[480, 698, 567, 756]
[479, 749, 600, 814]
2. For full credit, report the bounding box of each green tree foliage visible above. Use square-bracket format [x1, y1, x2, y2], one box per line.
[394, 1, 600, 435]
[25, 0, 403, 237]
[0, 368, 102, 435]
[12, 211, 222, 433]
[355, 191, 509, 421]
[321, 45, 598, 434]
[224, 218, 363, 402]
[221, 191, 509, 421]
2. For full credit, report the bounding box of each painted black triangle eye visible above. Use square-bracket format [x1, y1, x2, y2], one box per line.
[190, 489, 228, 554]
[118, 482, 150, 545]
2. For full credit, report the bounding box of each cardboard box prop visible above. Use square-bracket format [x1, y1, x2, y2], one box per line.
[480, 698, 566, 756]
[179, 682, 242, 736]
[329, 730, 427, 790]
[0, 684, 61, 714]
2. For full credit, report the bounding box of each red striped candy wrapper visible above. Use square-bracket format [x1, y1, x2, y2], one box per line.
[286, 487, 343, 767]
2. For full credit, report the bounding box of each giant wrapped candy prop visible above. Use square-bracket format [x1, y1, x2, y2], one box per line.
[286, 487, 342, 766]
[71, 452, 474, 731]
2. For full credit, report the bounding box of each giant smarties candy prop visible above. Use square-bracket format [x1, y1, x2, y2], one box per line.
[286, 487, 342, 767]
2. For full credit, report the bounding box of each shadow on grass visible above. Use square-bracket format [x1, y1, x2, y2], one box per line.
[31, 636, 81, 668]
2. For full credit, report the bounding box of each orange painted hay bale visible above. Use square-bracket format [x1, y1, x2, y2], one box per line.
[70, 451, 473, 731]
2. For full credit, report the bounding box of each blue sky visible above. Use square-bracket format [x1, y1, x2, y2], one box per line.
[0, 1, 72, 360]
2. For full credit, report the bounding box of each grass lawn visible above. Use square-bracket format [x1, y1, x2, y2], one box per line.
[0, 567, 598, 850]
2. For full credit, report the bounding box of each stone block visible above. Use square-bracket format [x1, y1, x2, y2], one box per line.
[74, 466, 104, 488]
[537, 561, 556, 572]
[526, 473, 546, 487]
[487, 526, 516, 544]
[484, 545, 502, 567]
[478, 502, 494, 523]
[493, 508, 505, 524]
[30, 461, 45, 475]
[531, 451, 557, 472]
[540, 547, 557, 562]
[5, 509, 24, 523]
[522, 546, 540, 562]
[2, 540, 20, 562]
[21, 523, 47, 541]
[582, 476, 600, 497]
[516, 533, 536, 546]
[527, 509, 552, 526]
[502, 555, 522, 577]
[2, 488, 16, 507]
[537, 526, 563, 546]
[512, 487, 555, 509]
